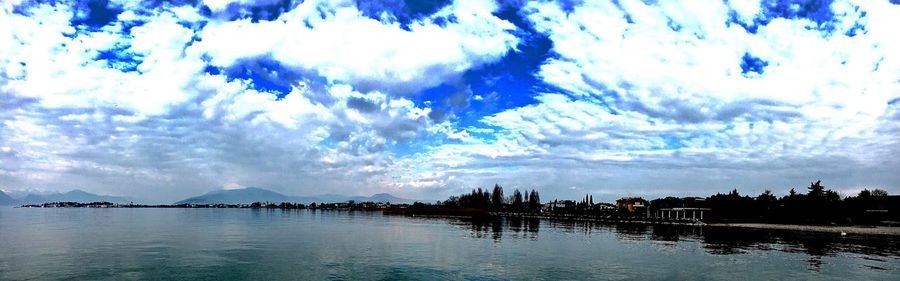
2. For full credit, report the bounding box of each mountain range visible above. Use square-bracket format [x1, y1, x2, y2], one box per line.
[0, 187, 415, 206]
[21, 190, 139, 205]
[0, 190, 17, 205]
[0, 189, 138, 205]
[174, 187, 416, 205]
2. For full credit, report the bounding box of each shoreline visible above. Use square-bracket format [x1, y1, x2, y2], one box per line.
[707, 223, 900, 236]
[11, 206, 900, 237]
[419, 211, 900, 237]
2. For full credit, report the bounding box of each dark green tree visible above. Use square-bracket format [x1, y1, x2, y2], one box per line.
[527, 189, 541, 212]
[757, 190, 776, 202]
[858, 189, 872, 198]
[756, 190, 777, 219]
[491, 184, 505, 209]
[512, 189, 524, 211]
[443, 196, 460, 207]
[808, 180, 825, 197]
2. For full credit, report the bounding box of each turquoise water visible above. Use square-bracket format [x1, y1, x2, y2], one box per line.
[1, 208, 897, 280]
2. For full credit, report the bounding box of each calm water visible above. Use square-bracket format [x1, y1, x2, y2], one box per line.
[1, 208, 898, 280]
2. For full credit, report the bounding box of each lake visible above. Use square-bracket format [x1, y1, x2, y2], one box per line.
[1, 208, 898, 280]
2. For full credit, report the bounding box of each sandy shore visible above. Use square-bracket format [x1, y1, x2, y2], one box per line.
[708, 223, 900, 236]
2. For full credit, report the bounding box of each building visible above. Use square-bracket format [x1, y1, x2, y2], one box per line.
[656, 207, 710, 221]
[616, 197, 649, 213]
[592, 203, 616, 211]
[649, 196, 710, 221]
[543, 200, 575, 212]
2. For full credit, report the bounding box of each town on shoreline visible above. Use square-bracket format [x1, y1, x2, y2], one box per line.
[17, 180, 899, 235]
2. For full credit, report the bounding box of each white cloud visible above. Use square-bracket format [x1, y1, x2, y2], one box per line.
[194, 0, 519, 94]
[0, 1, 462, 201]
[376, 0, 900, 199]
[202, 0, 284, 13]
[519, 0, 898, 154]
[729, 0, 762, 24]
[527, 0, 898, 125]
[2, 0, 898, 202]
[2, 4, 205, 116]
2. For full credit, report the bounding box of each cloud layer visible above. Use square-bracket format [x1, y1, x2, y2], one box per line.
[1, 0, 898, 202]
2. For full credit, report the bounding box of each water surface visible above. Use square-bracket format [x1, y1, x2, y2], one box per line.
[1, 208, 897, 280]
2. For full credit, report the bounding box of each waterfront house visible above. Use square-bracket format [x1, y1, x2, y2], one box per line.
[592, 203, 616, 211]
[543, 200, 576, 212]
[649, 197, 710, 221]
[656, 207, 710, 221]
[616, 197, 649, 213]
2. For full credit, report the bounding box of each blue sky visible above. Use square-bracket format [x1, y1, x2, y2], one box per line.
[1, 0, 899, 203]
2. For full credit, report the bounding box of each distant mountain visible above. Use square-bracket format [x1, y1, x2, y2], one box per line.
[359, 193, 412, 204]
[19, 190, 138, 205]
[174, 187, 416, 204]
[302, 194, 356, 203]
[0, 190, 17, 205]
[175, 187, 291, 204]
[2, 189, 55, 200]
[302, 192, 417, 204]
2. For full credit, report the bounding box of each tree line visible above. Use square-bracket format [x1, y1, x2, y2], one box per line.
[435, 180, 897, 225]
[441, 184, 542, 212]
[653, 180, 897, 224]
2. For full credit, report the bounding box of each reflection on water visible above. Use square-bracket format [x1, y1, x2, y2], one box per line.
[441, 216, 900, 272]
[2, 208, 898, 280]
[447, 217, 542, 241]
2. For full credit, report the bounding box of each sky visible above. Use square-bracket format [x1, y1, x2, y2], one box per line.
[1, 0, 899, 203]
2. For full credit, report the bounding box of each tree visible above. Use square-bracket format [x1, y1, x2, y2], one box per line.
[871, 189, 889, 197]
[808, 180, 825, 197]
[757, 190, 776, 202]
[824, 190, 841, 202]
[512, 189, 524, 211]
[491, 184, 505, 208]
[444, 196, 460, 207]
[858, 189, 872, 198]
[527, 189, 541, 212]
[457, 188, 492, 208]
[756, 189, 777, 218]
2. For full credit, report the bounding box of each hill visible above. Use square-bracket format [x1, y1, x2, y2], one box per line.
[361, 193, 413, 204]
[174, 187, 416, 204]
[174, 187, 292, 204]
[19, 190, 138, 205]
[0, 190, 17, 205]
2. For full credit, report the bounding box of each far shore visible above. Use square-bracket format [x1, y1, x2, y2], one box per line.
[708, 223, 900, 236]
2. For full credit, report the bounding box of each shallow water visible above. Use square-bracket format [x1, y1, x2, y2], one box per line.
[1, 208, 897, 280]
